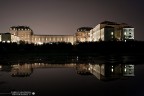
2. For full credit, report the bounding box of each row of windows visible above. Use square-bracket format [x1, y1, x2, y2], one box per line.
[32, 37, 70, 41]
[11, 28, 31, 31]
[20, 35, 30, 38]
[123, 29, 133, 32]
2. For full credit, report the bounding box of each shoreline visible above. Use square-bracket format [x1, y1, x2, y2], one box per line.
[1, 54, 144, 65]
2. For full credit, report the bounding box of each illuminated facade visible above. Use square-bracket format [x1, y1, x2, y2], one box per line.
[75, 27, 92, 42]
[0, 21, 134, 44]
[90, 21, 134, 41]
[0, 33, 11, 43]
[31, 35, 75, 45]
[0, 33, 19, 43]
[9, 26, 76, 45]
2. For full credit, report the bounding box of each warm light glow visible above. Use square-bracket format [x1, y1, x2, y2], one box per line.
[124, 68, 127, 72]
[0, 65, 2, 69]
[111, 68, 113, 72]
[7, 40, 10, 43]
[37, 42, 43, 45]
[124, 32, 126, 35]
[77, 56, 78, 60]
[2, 41, 5, 43]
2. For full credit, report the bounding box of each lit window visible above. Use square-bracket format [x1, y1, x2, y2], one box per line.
[2, 41, 5, 43]
[7, 41, 10, 43]
[111, 32, 113, 35]
[0, 65, 2, 69]
[53, 38, 55, 41]
[124, 32, 126, 35]
[124, 68, 127, 72]
[111, 68, 113, 72]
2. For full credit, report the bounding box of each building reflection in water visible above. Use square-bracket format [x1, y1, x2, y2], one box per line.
[10, 63, 76, 77]
[87, 64, 134, 81]
[11, 64, 33, 77]
[0, 63, 134, 81]
[0, 65, 2, 71]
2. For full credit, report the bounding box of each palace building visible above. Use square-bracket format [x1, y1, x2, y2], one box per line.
[90, 21, 134, 42]
[9, 26, 76, 45]
[76, 27, 93, 42]
[0, 21, 134, 44]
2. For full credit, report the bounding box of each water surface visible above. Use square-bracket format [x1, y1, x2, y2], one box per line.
[0, 57, 144, 96]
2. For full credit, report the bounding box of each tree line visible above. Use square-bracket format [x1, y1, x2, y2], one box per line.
[0, 41, 144, 56]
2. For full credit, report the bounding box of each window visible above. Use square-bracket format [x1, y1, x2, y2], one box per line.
[53, 38, 55, 41]
[42, 38, 44, 41]
[123, 29, 126, 32]
[111, 32, 114, 35]
[124, 32, 126, 35]
[128, 36, 132, 38]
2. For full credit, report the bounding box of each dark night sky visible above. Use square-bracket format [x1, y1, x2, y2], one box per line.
[0, 0, 144, 40]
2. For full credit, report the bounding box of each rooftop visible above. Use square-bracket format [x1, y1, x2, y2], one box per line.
[100, 21, 119, 25]
[77, 27, 93, 32]
[10, 26, 32, 31]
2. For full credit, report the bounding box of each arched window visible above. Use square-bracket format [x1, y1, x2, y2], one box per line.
[129, 29, 132, 31]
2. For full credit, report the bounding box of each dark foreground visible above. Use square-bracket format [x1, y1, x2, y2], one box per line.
[1, 41, 144, 95]
[1, 41, 144, 56]
[0, 58, 144, 96]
